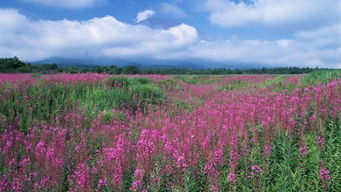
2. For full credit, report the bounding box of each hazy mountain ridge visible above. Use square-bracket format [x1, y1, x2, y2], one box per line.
[33, 57, 270, 69]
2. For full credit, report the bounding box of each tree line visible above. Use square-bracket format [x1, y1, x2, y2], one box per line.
[0, 57, 329, 75]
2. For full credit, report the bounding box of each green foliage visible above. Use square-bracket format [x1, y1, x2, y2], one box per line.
[0, 77, 165, 133]
[0, 57, 63, 73]
[259, 76, 286, 89]
[83, 77, 165, 116]
[93, 65, 120, 74]
[157, 79, 182, 90]
[107, 76, 152, 87]
[107, 76, 133, 88]
[301, 70, 341, 86]
[220, 80, 250, 90]
[174, 100, 194, 112]
[323, 119, 341, 191]
[122, 165, 136, 192]
[15, 64, 37, 73]
[122, 65, 140, 74]
[129, 84, 165, 104]
[184, 169, 206, 192]
[0, 57, 26, 72]
[175, 75, 201, 84]
[0, 83, 90, 133]
[175, 75, 219, 84]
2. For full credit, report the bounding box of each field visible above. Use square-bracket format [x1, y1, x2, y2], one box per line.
[0, 71, 340, 191]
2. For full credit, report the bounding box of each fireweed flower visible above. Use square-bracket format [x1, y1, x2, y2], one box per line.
[11, 178, 23, 191]
[97, 178, 107, 190]
[210, 184, 219, 192]
[251, 165, 262, 174]
[247, 165, 262, 179]
[299, 145, 309, 156]
[0, 178, 10, 191]
[130, 168, 145, 191]
[39, 175, 51, 188]
[19, 157, 30, 168]
[227, 172, 237, 183]
[0, 74, 340, 190]
[317, 136, 325, 147]
[71, 163, 90, 189]
[319, 167, 331, 181]
[263, 145, 272, 156]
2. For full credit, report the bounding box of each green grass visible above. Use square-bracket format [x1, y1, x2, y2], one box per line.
[104, 76, 166, 111]
[232, 119, 340, 192]
[174, 75, 220, 85]
[256, 70, 340, 93]
[220, 80, 250, 91]
[0, 82, 91, 133]
[174, 100, 194, 112]
[258, 75, 286, 90]
[301, 70, 341, 86]
[0, 77, 166, 133]
[157, 79, 182, 90]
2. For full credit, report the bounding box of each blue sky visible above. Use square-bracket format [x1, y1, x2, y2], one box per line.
[0, 0, 341, 68]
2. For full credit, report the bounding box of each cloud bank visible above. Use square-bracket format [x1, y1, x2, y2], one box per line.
[0, 9, 198, 61]
[204, 0, 341, 30]
[0, 8, 340, 68]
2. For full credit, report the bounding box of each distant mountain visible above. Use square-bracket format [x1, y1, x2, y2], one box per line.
[33, 57, 205, 69]
[33, 57, 126, 67]
[32, 57, 267, 69]
[135, 18, 182, 29]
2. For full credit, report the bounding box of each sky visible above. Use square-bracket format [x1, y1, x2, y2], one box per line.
[0, 0, 341, 68]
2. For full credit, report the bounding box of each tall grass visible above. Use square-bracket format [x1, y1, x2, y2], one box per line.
[0, 76, 165, 133]
[301, 70, 341, 86]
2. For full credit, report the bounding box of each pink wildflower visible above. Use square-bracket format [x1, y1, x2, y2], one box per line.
[72, 163, 90, 189]
[227, 172, 237, 183]
[130, 168, 145, 191]
[320, 167, 331, 181]
[97, 178, 107, 190]
[11, 178, 23, 192]
[251, 165, 262, 174]
[39, 175, 51, 188]
[299, 145, 309, 156]
[263, 145, 272, 156]
[317, 136, 325, 147]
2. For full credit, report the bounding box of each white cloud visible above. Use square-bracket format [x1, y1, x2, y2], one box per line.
[297, 23, 341, 48]
[204, 0, 341, 29]
[185, 39, 334, 67]
[160, 3, 186, 18]
[19, 0, 100, 9]
[0, 8, 198, 61]
[0, 8, 340, 68]
[136, 10, 156, 23]
[184, 33, 341, 68]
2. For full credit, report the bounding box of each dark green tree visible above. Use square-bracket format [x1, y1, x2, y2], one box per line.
[122, 65, 140, 74]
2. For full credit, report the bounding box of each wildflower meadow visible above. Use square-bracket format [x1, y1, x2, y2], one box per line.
[0, 71, 340, 191]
